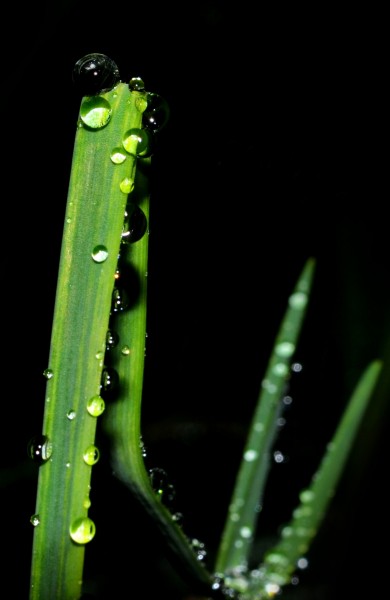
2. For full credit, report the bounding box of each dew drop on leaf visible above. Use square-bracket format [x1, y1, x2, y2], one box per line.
[80, 97, 112, 130]
[142, 93, 170, 132]
[30, 514, 40, 527]
[86, 395, 105, 417]
[72, 53, 120, 96]
[83, 445, 100, 465]
[69, 517, 96, 544]
[129, 76, 145, 92]
[91, 245, 108, 263]
[121, 204, 147, 244]
[28, 434, 53, 464]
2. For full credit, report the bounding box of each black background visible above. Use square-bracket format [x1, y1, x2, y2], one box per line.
[2, 2, 388, 598]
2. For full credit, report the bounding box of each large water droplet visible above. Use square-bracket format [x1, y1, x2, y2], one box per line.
[122, 128, 153, 158]
[121, 203, 147, 244]
[69, 517, 96, 544]
[91, 245, 108, 263]
[28, 434, 53, 464]
[142, 93, 170, 132]
[83, 445, 100, 465]
[80, 97, 112, 130]
[119, 177, 134, 194]
[72, 53, 120, 96]
[86, 395, 105, 417]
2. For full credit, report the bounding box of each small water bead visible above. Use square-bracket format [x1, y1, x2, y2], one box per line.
[67, 410, 76, 420]
[121, 204, 147, 244]
[110, 147, 127, 164]
[111, 286, 130, 312]
[273, 450, 285, 463]
[83, 497, 92, 509]
[28, 434, 53, 464]
[106, 329, 119, 351]
[299, 489, 315, 503]
[272, 363, 289, 377]
[129, 76, 145, 91]
[275, 341, 295, 358]
[43, 368, 54, 380]
[240, 526, 252, 539]
[69, 517, 96, 544]
[142, 92, 170, 132]
[119, 176, 134, 194]
[121, 345, 131, 356]
[72, 53, 120, 96]
[30, 514, 40, 526]
[91, 245, 108, 263]
[291, 362, 303, 373]
[100, 366, 119, 397]
[86, 395, 105, 417]
[244, 449, 258, 462]
[83, 445, 100, 465]
[96, 350, 104, 361]
[135, 96, 148, 113]
[288, 291, 308, 310]
[190, 538, 207, 562]
[80, 96, 112, 130]
[122, 128, 153, 158]
[297, 557, 309, 570]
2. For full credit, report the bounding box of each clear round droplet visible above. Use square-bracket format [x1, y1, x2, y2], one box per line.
[110, 147, 127, 164]
[129, 76, 145, 91]
[119, 177, 134, 194]
[69, 517, 96, 544]
[289, 291, 308, 310]
[43, 368, 54, 380]
[111, 286, 130, 312]
[142, 92, 170, 132]
[86, 395, 105, 417]
[83, 445, 100, 465]
[28, 434, 53, 464]
[275, 341, 295, 358]
[30, 514, 40, 527]
[121, 204, 148, 244]
[100, 366, 119, 397]
[80, 97, 112, 130]
[106, 329, 119, 351]
[67, 409, 76, 420]
[91, 245, 108, 263]
[121, 345, 131, 356]
[72, 53, 120, 96]
[122, 128, 153, 158]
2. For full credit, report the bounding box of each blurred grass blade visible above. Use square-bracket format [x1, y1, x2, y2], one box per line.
[250, 358, 383, 597]
[215, 258, 316, 577]
[30, 83, 147, 600]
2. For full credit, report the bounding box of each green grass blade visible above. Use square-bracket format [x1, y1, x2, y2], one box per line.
[102, 166, 214, 593]
[215, 258, 316, 577]
[249, 358, 383, 597]
[29, 83, 147, 600]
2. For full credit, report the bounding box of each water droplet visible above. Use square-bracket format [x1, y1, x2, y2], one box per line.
[106, 329, 119, 351]
[30, 514, 40, 526]
[121, 203, 147, 244]
[91, 245, 108, 263]
[83, 497, 92, 509]
[244, 449, 258, 462]
[119, 176, 134, 194]
[299, 489, 315, 503]
[142, 93, 170, 132]
[297, 557, 309, 570]
[86, 395, 105, 417]
[254, 422, 264, 432]
[80, 96, 112, 130]
[83, 445, 100, 465]
[273, 450, 285, 463]
[69, 517, 96, 544]
[43, 368, 53, 380]
[122, 128, 153, 158]
[67, 409, 76, 420]
[265, 552, 290, 567]
[283, 395, 293, 405]
[110, 147, 127, 164]
[288, 291, 308, 310]
[73, 53, 120, 96]
[272, 362, 289, 376]
[291, 362, 303, 373]
[100, 366, 119, 397]
[129, 76, 145, 91]
[135, 96, 148, 113]
[240, 526, 252, 539]
[28, 434, 53, 464]
[111, 286, 130, 312]
[121, 345, 131, 356]
[96, 350, 104, 360]
[190, 538, 207, 562]
[275, 341, 295, 358]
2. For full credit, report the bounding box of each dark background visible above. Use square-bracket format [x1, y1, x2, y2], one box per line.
[2, 2, 388, 598]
